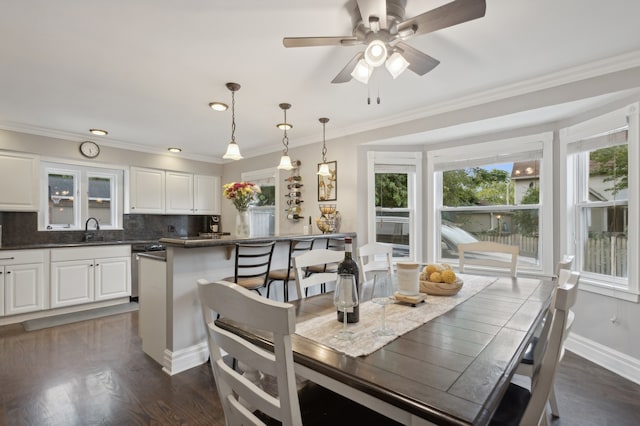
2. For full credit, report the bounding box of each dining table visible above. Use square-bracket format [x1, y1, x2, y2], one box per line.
[217, 273, 556, 425]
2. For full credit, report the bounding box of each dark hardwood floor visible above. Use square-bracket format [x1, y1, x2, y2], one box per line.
[1, 310, 639, 425]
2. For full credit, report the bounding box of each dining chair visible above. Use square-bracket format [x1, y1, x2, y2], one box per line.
[490, 271, 580, 426]
[222, 241, 276, 295]
[516, 263, 578, 418]
[306, 237, 345, 274]
[197, 279, 401, 426]
[458, 241, 519, 277]
[292, 249, 344, 299]
[265, 237, 314, 302]
[357, 242, 393, 284]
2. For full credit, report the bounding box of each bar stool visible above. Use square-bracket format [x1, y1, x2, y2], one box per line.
[266, 237, 314, 301]
[222, 241, 276, 296]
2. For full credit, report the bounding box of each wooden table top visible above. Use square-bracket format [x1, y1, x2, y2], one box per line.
[219, 274, 555, 425]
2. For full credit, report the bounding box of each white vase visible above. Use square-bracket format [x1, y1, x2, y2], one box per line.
[235, 210, 250, 238]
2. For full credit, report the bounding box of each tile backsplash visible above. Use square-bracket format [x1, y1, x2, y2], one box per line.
[0, 212, 221, 246]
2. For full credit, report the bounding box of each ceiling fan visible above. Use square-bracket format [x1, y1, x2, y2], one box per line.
[283, 0, 486, 84]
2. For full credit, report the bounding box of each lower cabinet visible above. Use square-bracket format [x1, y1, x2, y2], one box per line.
[0, 250, 47, 316]
[50, 246, 131, 309]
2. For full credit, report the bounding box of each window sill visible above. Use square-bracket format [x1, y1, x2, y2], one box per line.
[579, 279, 639, 303]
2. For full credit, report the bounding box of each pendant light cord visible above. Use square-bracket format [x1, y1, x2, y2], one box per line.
[321, 121, 327, 162]
[230, 89, 236, 143]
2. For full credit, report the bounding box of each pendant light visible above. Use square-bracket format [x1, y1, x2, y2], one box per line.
[222, 82, 243, 160]
[276, 103, 294, 170]
[317, 117, 331, 176]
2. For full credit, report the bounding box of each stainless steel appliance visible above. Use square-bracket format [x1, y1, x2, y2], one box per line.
[131, 242, 165, 301]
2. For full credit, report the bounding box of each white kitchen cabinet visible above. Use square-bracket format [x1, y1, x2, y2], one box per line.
[166, 171, 194, 214]
[0, 250, 46, 316]
[194, 174, 220, 215]
[51, 245, 130, 308]
[0, 151, 39, 211]
[133, 166, 220, 215]
[130, 167, 165, 213]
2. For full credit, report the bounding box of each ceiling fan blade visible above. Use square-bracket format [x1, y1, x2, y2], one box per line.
[283, 36, 358, 48]
[397, 0, 486, 37]
[331, 53, 362, 84]
[395, 42, 440, 76]
[357, 0, 387, 30]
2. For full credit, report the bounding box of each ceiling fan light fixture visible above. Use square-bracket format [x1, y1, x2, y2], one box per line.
[364, 39, 388, 67]
[385, 51, 410, 79]
[222, 82, 243, 160]
[351, 58, 373, 84]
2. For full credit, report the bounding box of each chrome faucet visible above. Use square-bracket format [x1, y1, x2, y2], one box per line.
[84, 217, 100, 242]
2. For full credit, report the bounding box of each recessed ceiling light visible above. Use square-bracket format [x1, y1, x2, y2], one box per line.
[209, 102, 228, 111]
[89, 128, 108, 136]
[168, 147, 182, 153]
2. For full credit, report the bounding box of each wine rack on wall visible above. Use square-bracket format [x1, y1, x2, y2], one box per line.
[284, 161, 303, 221]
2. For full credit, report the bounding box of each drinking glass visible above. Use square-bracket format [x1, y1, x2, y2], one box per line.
[333, 274, 358, 340]
[371, 272, 396, 336]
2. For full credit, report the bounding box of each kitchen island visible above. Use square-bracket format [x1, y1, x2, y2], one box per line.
[141, 232, 355, 375]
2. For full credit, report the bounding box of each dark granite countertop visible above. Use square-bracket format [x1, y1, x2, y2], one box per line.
[0, 239, 158, 251]
[159, 232, 356, 248]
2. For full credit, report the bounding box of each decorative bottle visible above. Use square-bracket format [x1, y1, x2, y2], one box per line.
[337, 237, 359, 323]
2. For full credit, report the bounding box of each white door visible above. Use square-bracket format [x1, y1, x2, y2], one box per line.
[194, 175, 220, 215]
[130, 167, 165, 213]
[51, 260, 94, 308]
[4, 263, 45, 315]
[95, 257, 131, 301]
[166, 172, 194, 214]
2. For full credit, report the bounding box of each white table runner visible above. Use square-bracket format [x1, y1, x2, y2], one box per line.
[295, 274, 498, 357]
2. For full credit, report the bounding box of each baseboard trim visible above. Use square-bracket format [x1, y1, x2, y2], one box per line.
[565, 333, 640, 386]
[162, 342, 209, 376]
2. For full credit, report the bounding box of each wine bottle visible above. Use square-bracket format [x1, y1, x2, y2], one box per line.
[287, 183, 304, 190]
[285, 191, 302, 198]
[337, 237, 359, 323]
[287, 213, 303, 220]
[285, 176, 302, 182]
[286, 199, 304, 205]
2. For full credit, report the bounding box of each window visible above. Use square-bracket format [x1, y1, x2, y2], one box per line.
[242, 168, 276, 237]
[562, 103, 638, 299]
[40, 162, 123, 230]
[428, 134, 553, 274]
[367, 152, 422, 262]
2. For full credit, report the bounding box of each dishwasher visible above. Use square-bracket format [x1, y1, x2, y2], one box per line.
[131, 243, 165, 301]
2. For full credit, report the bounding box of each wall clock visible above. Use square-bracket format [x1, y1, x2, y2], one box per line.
[80, 141, 100, 158]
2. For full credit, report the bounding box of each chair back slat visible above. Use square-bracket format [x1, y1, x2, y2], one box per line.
[357, 242, 393, 283]
[197, 279, 301, 425]
[458, 241, 519, 277]
[292, 249, 344, 299]
[233, 241, 276, 288]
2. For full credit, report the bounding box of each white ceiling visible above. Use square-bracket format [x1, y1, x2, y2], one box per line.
[1, 0, 640, 162]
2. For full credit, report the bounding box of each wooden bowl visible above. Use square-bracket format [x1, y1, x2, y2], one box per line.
[420, 278, 463, 296]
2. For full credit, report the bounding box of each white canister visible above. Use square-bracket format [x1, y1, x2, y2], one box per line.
[397, 262, 420, 295]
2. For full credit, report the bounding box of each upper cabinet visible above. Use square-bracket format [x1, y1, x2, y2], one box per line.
[193, 174, 221, 215]
[0, 151, 39, 211]
[130, 167, 220, 215]
[130, 167, 165, 214]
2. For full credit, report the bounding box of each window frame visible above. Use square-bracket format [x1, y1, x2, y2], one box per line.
[40, 161, 123, 231]
[560, 103, 639, 301]
[366, 151, 423, 263]
[427, 133, 554, 276]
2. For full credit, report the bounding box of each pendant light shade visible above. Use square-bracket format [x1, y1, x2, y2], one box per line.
[276, 103, 294, 170]
[317, 117, 331, 177]
[222, 82, 243, 160]
[385, 51, 410, 79]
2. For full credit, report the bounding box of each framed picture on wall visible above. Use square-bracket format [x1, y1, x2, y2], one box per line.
[317, 161, 337, 201]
